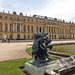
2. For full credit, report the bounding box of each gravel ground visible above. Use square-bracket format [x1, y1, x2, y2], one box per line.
[0, 42, 33, 62]
[0, 40, 75, 62]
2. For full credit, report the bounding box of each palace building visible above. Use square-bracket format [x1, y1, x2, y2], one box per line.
[0, 11, 75, 40]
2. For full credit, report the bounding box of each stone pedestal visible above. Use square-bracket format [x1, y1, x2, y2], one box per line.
[25, 60, 59, 75]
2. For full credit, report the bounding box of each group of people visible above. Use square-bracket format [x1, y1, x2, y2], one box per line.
[1, 39, 10, 43]
[32, 33, 52, 62]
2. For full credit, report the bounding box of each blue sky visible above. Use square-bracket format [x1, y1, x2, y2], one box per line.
[0, 0, 75, 22]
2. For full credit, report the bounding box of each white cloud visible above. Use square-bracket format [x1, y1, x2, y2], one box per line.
[33, 0, 75, 22]
[0, 0, 75, 22]
[44, 0, 75, 21]
[0, 0, 5, 11]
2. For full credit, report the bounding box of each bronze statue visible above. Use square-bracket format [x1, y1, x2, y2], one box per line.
[32, 33, 52, 64]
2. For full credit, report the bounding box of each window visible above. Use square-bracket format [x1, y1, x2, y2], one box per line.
[0, 16, 2, 20]
[24, 19, 25, 21]
[17, 18, 19, 21]
[43, 27, 44, 32]
[10, 17, 12, 20]
[24, 25, 26, 32]
[31, 26, 33, 32]
[43, 21, 44, 23]
[40, 27, 41, 32]
[5, 16, 7, 19]
[31, 20, 33, 22]
[47, 22, 49, 24]
[40, 21, 41, 23]
[28, 35, 29, 39]
[27, 25, 30, 32]
[36, 20, 38, 23]
[27, 19, 29, 22]
[17, 25, 20, 32]
[17, 34, 20, 40]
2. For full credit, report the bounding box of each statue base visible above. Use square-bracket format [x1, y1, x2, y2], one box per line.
[25, 60, 59, 75]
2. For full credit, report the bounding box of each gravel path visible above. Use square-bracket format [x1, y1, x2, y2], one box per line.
[0, 42, 33, 62]
[0, 40, 75, 62]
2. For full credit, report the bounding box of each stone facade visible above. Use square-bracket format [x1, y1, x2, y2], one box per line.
[0, 11, 75, 40]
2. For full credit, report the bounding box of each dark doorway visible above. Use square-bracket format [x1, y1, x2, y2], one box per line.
[24, 35, 26, 39]
[17, 34, 20, 40]
[40, 28, 41, 32]
[10, 35, 12, 40]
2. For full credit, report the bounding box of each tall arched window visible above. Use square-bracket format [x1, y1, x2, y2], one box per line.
[27, 25, 30, 32]
[0, 16, 2, 20]
[47, 26, 48, 32]
[0, 34, 2, 39]
[10, 35, 12, 40]
[24, 25, 26, 32]
[17, 34, 20, 40]
[28, 35, 30, 39]
[32, 35, 33, 39]
[40, 27, 41, 32]
[49, 27, 50, 32]
[24, 34, 26, 39]
[17, 24, 20, 32]
[43, 27, 44, 32]
[31, 26, 33, 32]
[0, 23, 2, 31]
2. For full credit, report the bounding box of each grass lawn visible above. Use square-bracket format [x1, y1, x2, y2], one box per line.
[0, 58, 33, 75]
[0, 47, 57, 75]
[27, 44, 75, 55]
[51, 44, 75, 55]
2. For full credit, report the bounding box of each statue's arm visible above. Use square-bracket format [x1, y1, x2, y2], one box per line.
[47, 45, 53, 50]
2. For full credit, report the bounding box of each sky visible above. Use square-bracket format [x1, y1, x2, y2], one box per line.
[0, 0, 75, 22]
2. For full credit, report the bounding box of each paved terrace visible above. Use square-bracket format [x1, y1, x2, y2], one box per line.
[0, 39, 75, 62]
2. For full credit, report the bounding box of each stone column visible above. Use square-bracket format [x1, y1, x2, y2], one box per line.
[29, 25, 31, 33]
[45, 26, 47, 33]
[51, 34, 53, 39]
[56, 27, 57, 33]
[38, 26, 39, 32]
[26, 34, 28, 39]
[50, 27, 52, 33]
[58, 27, 60, 34]
[7, 33, 10, 39]
[53, 27, 54, 33]
[48, 26, 49, 33]
[0, 25, 1, 31]
[30, 34, 31, 39]
[20, 24, 22, 32]
[2, 23, 5, 32]
[13, 33, 17, 39]
[16, 23, 17, 32]
[13, 23, 15, 32]
[20, 33, 24, 39]
[22, 24, 24, 32]
[8, 23, 10, 32]
[34, 25, 36, 33]
[41, 27, 43, 32]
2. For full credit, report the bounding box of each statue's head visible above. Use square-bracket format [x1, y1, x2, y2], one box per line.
[45, 37, 52, 45]
[34, 33, 39, 39]
[38, 33, 42, 38]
